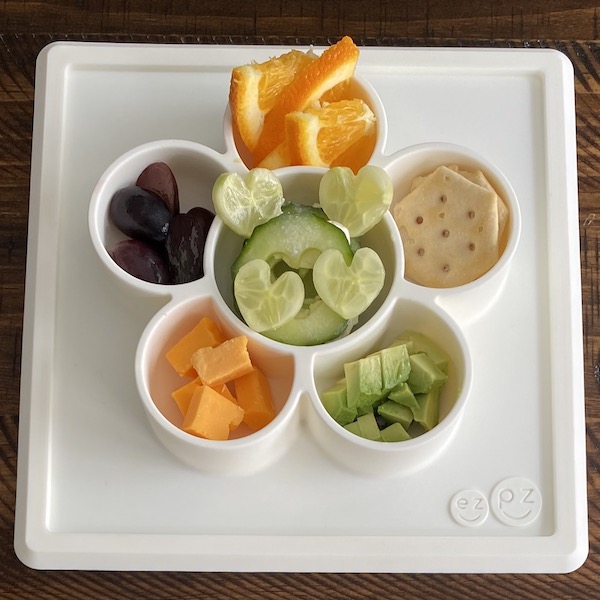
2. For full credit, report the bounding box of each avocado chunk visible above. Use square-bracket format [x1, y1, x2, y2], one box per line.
[357, 403, 375, 416]
[377, 400, 414, 429]
[380, 422, 411, 442]
[413, 387, 441, 431]
[396, 330, 450, 372]
[344, 353, 386, 408]
[344, 421, 361, 436]
[344, 345, 410, 409]
[320, 379, 357, 426]
[373, 343, 410, 389]
[356, 413, 381, 441]
[387, 381, 419, 412]
[407, 352, 448, 394]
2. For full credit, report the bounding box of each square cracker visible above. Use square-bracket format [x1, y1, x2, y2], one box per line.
[411, 165, 508, 242]
[392, 165, 499, 287]
[459, 169, 509, 242]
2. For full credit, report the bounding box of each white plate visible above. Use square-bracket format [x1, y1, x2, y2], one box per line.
[15, 41, 586, 572]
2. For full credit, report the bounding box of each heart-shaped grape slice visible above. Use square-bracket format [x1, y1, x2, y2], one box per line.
[212, 168, 284, 238]
[234, 259, 304, 332]
[319, 165, 393, 237]
[313, 247, 385, 319]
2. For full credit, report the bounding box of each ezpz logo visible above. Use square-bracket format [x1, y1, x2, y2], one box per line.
[450, 478, 542, 528]
[490, 477, 542, 526]
[450, 490, 489, 527]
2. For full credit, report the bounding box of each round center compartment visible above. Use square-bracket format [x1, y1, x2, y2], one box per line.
[212, 166, 401, 346]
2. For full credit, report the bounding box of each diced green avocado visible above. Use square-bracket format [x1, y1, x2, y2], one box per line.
[413, 387, 441, 431]
[380, 422, 411, 442]
[344, 354, 385, 408]
[389, 337, 415, 354]
[377, 400, 414, 429]
[357, 403, 374, 416]
[387, 381, 419, 412]
[407, 353, 448, 394]
[356, 413, 381, 441]
[344, 421, 361, 436]
[320, 379, 357, 426]
[397, 330, 450, 373]
[373, 343, 410, 389]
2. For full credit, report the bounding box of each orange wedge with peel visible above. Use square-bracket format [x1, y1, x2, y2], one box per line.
[252, 36, 360, 165]
[257, 144, 291, 170]
[320, 79, 353, 103]
[229, 49, 316, 152]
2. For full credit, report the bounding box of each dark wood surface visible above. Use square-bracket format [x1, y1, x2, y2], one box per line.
[1, 1, 599, 598]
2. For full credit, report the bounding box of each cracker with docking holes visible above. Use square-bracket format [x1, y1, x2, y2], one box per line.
[411, 164, 509, 243]
[392, 165, 500, 288]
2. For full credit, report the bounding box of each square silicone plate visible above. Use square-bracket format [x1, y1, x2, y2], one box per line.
[15, 42, 586, 573]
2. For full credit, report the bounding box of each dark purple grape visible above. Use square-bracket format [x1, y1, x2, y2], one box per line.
[110, 239, 171, 284]
[109, 186, 170, 244]
[165, 208, 214, 284]
[187, 206, 214, 240]
[136, 162, 180, 216]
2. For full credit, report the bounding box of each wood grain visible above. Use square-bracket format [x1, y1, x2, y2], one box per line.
[0, 1, 600, 598]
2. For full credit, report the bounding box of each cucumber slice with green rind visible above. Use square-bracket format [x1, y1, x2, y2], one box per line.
[281, 202, 327, 219]
[262, 299, 349, 346]
[232, 208, 354, 277]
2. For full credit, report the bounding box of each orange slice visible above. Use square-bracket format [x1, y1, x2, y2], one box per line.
[331, 128, 378, 174]
[229, 49, 316, 152]
[283, 99, 375, 168]
[257, 144, 290, 170]
[320, 79, 353, 103]
[252, 36, 360, 166]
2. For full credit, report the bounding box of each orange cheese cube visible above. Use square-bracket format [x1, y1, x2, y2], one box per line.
[165, 317, 226, 377]
[172, 379, 238, 416]
[191, 335, 253, 387]
[234, 366, 276, 431]
[171, 377, 203, 416]
[182, 385, 245, 440]
[217, 383, 238, 405]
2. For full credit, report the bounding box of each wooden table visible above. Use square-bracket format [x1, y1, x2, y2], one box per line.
[1, 1, 598, 598]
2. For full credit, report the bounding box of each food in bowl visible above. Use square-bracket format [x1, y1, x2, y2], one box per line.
[391, 164, 509, 288]
[165, 315, 276, 440]
[229, 35, 377, 170]
[320, 330, 450, 441]
[108, 161, 215, 284]
[212, 165, 393, 345]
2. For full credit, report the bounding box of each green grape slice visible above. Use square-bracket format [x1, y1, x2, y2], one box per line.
[318, 165, 393, 237]
[313, 247, 385, 319]
[234, 259, 304, 332]
[212, 168, 284, 238]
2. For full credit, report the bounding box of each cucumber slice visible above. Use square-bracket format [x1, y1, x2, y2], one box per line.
[232, 206, 354, 277]
[281, 201, 327, 219]
[262, 299, 349, 346]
